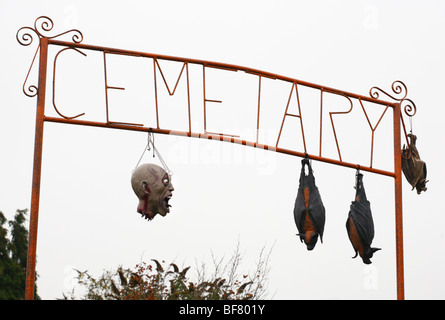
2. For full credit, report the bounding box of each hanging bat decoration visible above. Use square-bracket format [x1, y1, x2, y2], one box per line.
[346, 171, 380, 264]
[401, 133, 428, 194]
[293, 158, 326, 250]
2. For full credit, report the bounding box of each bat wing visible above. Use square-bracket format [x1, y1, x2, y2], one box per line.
[350, 174, 374, 245]
[293, 187, 306, 233]
[402, 134, 428, 194]
[293, 159, 310, 232]
[402, 154, 426, 189]
[346, 173, 380, 264]
[293, 186, 325, 236]
[348, 199, 374, 246]
[293, 159, 325, 247]
[308, 183, 325, 239]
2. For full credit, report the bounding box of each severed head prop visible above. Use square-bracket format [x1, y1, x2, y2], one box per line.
[131, 163, 174, 221]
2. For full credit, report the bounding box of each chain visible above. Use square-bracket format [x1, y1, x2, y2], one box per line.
[133, 132, 172, 176]
[149, 133, 172, 176]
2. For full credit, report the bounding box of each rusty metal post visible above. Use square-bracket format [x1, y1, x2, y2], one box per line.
[25, 37, 48, 300]
[393, 102, 405, 300]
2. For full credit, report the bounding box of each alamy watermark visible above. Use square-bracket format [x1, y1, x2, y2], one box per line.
[166, 128, 278, 176]
[363, 5, 379, 30]
[363, 264, 378, 290]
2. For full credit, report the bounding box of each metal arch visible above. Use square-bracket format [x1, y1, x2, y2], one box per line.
[18, 16, 414, 300]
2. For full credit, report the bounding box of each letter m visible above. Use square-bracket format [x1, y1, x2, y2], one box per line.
[153, 58, 191, 130]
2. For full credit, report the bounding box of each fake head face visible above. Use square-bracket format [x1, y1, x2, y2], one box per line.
[131, 163, 174, 221]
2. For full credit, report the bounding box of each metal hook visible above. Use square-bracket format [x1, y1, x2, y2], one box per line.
[148, 132, 156, 157]
[353, 165, 361, 189]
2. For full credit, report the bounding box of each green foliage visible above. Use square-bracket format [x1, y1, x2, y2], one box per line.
[62, 243, 273, 300]
[0, 209, 40, 300]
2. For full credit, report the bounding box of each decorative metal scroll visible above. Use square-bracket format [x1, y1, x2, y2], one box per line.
[370, 80, 417, 147]
[16, 16, 83, 97]
[370, 80, 416, 117]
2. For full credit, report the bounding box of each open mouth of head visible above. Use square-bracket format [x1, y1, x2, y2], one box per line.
[163, 195, 172, 212]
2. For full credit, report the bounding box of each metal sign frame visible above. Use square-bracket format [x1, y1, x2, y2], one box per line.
[17, 16, 417, 300]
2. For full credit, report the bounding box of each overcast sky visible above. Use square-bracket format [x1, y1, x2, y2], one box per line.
[1, 0, 444, 300]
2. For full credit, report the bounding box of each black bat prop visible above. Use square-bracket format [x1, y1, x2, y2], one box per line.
[402, 133, 428, 194]
[346, 172, 380, 264]
[294, 158, 325, 250]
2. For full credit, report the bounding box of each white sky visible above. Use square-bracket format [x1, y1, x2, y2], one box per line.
[1, 0, 444, 300]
